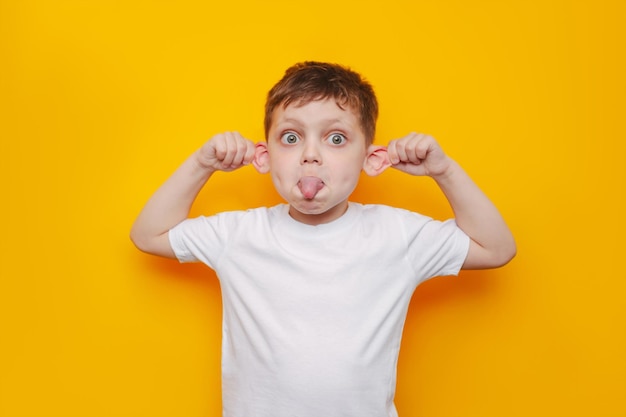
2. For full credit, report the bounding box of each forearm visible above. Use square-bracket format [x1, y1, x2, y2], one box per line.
[130, 151, 215, 256]
[433, 158, 516, 268]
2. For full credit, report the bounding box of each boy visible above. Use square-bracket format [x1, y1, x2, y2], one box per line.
[130, 61, 516, 417]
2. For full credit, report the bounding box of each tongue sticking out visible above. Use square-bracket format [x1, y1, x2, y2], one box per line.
[298, 176, 324, 200]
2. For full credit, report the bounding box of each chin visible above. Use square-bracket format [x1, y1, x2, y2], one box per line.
[290, 200, 327, 215]
[294, 199, 349, 218]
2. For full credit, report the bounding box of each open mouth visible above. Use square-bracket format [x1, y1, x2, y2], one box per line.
[297, 176, 324, 199]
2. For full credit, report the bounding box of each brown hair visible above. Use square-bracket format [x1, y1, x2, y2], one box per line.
[264, 62, 378, 144]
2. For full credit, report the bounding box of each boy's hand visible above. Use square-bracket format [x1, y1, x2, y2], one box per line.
[387, 133, 452, 178]
[129, 131, 256, 259]
[196, 131, 256, 172]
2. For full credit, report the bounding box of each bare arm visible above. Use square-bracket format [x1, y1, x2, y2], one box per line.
[387, 133, 516, 269]
[130, 132, 256, 258]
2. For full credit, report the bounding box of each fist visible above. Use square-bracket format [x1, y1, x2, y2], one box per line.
[196, 131, 256, 172]
[387, 133, 451, 177]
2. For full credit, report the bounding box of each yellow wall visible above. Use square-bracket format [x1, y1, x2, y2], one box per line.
[1, 1, 624, 416]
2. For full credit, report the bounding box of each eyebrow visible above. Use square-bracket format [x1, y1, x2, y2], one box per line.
[277, 117, 304, 127]
[276, 118, 350, 128]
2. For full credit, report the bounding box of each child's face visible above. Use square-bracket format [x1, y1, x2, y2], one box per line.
[262, 99, 370, 225]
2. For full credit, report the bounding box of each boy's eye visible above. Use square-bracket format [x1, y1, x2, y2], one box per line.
[328, 133, 346, 145]
[280, 132, 299, 144]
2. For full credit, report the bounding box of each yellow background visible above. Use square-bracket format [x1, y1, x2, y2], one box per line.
[1, 1, 625, 416]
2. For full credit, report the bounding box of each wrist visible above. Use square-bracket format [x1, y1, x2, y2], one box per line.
[191, 150, 218, 177]
[431, 157, 459, 184]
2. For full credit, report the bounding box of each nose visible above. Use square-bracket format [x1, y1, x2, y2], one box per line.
[300, 141, 322, 165]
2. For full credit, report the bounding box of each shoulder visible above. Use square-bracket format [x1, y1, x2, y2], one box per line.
[353, 203, 465, 241]
[173, 204, 285, 232]
[353, 203, 432, 224]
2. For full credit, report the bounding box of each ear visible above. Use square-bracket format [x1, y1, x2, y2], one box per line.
[252, 142, 270, 174]
[363, 145, 391, 176]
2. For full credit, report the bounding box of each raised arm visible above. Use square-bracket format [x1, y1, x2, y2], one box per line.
[386, 133, 516, 269]
[130, 132, 256, 258]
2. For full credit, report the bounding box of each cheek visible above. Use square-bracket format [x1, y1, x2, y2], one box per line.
[270, 156, 293, 176]
[268, 160, 297, 191]
[329, 161, 364, 186]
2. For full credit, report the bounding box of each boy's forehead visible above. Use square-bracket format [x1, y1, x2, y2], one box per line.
[271, 98, 360, 125]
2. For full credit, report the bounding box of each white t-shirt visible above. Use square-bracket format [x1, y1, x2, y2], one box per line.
[169, 203, 470, 417]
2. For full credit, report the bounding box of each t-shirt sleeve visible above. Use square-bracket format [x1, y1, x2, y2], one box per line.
[401, 211, 471, 281]
[168, 212, 239, 267]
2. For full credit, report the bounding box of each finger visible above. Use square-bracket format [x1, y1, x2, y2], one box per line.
[212, 135, 229, 164]
[225, 132, 244, 167]
[229, 132, 256, 167]
[231, 135, 252, 167]
[242, 140, 256, 165]
[413, 134, 434, 160]
[386, 140, 399, 165]
[393, 161, 428, 176]
[393, 139, 409, 164]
